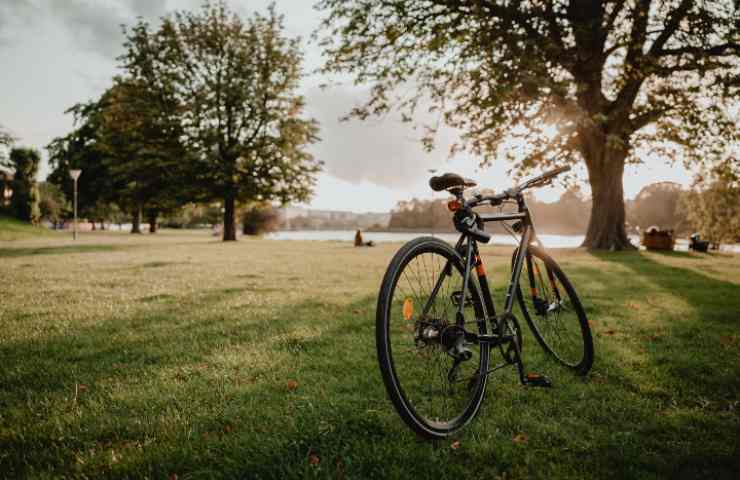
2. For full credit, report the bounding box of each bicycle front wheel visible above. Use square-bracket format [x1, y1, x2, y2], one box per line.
[515, 246, 593, 375]
[377, 237, 490, 439]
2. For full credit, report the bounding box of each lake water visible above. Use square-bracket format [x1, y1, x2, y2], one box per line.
[266, 230, 740, 253]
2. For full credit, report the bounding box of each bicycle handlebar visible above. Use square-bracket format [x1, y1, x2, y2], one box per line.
[517, 165, 571, 193]
[453, 166, 571, 242]
[468, 165, 571, 207]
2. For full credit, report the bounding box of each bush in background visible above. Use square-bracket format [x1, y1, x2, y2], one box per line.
[242, 204, 279, 236]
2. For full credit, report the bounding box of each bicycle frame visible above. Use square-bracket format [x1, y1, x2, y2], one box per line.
[421, 194, 540, 381]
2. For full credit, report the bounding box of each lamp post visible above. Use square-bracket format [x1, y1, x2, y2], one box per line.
[69, 169, 81, 240]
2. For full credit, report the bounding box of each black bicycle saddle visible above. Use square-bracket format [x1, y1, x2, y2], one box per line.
[429, 173, 477, 192]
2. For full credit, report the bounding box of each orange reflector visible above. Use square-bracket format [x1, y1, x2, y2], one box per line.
[475, 256, 486, 276]
[402, 298, 414, 320]
[448, 200, 462, 212]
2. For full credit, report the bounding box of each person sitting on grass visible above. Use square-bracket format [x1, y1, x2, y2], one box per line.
[354, 229, 374, 247]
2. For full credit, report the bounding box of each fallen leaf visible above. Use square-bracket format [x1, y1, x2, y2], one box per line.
[512, 433, 528, 444]
[223, 424, 232, 434]
[591, 374, 607, 384]
[604, 330, 616, 336]
[450, 441, 461, 450]
[308, 454, 320, 466]
[78, 384, 88, 392]
[169, 474, 178, 480]
[287, 380, 298, 391]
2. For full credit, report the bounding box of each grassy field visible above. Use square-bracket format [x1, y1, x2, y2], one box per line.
[1, 230, 739, 479]
[0, 216, 60, 241]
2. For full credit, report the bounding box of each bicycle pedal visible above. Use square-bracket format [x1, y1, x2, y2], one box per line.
[523, 373, 553, 388]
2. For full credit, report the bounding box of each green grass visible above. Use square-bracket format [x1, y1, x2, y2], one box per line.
[0, 216, 60, 241]
[1, 230, 739, 479]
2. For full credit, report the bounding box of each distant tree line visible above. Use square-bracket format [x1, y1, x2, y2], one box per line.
[386, 175, 740, 245]
[388, 188, 592, 235]
[680, 157, 740, 246]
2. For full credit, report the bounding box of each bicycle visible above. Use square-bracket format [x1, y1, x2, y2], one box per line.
[376, 166, 594, 439]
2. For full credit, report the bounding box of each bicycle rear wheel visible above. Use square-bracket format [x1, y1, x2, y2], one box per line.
[377, 237, 490, 439]
[514, 246, 593, 375]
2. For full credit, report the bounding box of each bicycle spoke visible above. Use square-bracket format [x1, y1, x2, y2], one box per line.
[387, 249, 485, 428]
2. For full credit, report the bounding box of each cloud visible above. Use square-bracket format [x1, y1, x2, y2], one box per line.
[0, 0, 170, 58]
[49, 0, 173, 58]
[0, 1, 36, 47]
[48, 1, 128, 58]
[305, 86, 456, 189]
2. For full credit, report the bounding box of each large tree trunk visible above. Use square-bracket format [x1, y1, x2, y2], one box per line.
[582, 143, 635, 250]
[223, 193, 237, 241]
[131, 204, 142, 234]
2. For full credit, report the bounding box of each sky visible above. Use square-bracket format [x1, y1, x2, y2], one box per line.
[0, 0, 698, 213]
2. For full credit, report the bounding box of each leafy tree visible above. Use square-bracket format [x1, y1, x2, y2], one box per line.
[48, 79, 187, 234]
[47, 105, 115, 226]
[95, 79, 191, 234]
[317, 0, 739, 250]
[38, 182, 70, 227]
[122, 1, 322, 241]
[628, 181, 687, 232]
[6, 148, 41, 223]
[680, 156, 740, 247]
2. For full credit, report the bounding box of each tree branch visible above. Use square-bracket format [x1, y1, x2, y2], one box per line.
[656, 42, 740, 57]
[647, 0, 693, 57]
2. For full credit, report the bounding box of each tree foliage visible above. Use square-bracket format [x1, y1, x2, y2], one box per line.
[162, 202, 224, 229]
[680, 156, 740, 246]
[47, 78, 188, 233]
[0, 124, 14, 165]
[38, 182, 69, 226]
[317, 0, 739, 249]
[628, 181, 688, 232]
[7, 147, 41, 223]
[95, 79, 190, 231]
[47, 104, 115, 223]
[121, 1, 321, 240]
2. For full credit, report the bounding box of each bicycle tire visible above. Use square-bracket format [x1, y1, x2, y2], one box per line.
[377, 237, 490, 439]
[514, 246, 593, 375]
